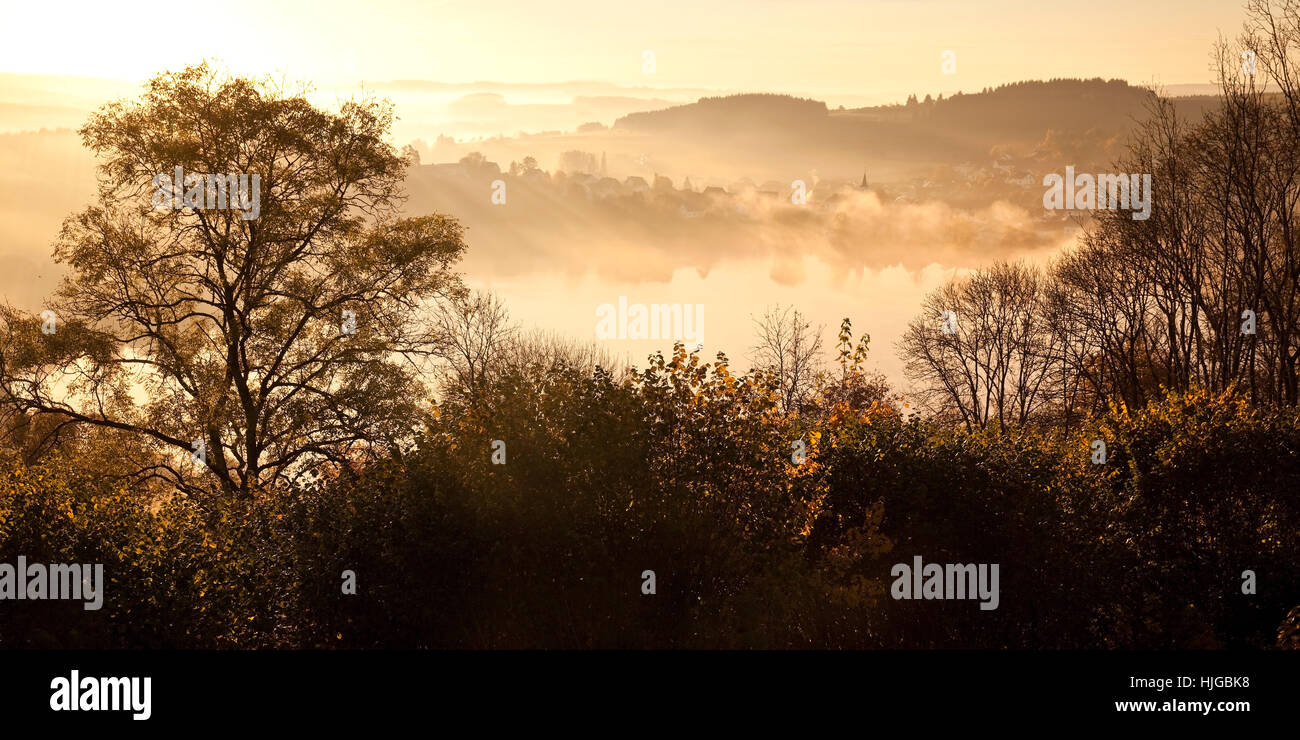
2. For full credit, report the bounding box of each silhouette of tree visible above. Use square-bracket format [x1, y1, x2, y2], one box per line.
[0, 64, 468, 497]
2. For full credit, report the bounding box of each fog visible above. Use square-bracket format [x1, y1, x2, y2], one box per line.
[0, 78, 1177, 390]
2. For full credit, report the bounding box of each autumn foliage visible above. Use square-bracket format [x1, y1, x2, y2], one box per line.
[2, 331, 1296, 648]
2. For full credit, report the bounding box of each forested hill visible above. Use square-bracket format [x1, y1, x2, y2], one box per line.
[615, 93, 830, 131]
[613, 80, 1219, 171]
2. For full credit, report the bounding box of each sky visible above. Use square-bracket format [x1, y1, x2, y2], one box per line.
[0, 0, 1247, 103]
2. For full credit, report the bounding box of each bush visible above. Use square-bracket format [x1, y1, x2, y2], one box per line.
[2, 379, 1295, 649]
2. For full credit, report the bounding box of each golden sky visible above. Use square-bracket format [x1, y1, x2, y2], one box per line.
[1, 0, 1246, 102]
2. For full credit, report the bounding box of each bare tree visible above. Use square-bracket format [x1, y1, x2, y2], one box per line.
[903, 1, 1300, 424]
[899, 262, 1058, 429]
[748, 304, 824, 412]
[432, 290, 516, 404]
[1046, 9, 1300, 411]
[501, 328, 622, 379]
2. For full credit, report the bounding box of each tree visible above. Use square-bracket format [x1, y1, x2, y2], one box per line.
[748, 304, 823, 412]
[508, 156, 540, 177]
[899, 262, 1058, 429]
[557, 150, 598, 174]
[1033, 2, 1300, 413]
[431, 290, 515, 405]
[818, 318, 890, 415]
[0, 64, 468, 497]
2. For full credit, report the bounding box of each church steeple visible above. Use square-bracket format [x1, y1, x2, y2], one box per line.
[859, 171, 869, 189]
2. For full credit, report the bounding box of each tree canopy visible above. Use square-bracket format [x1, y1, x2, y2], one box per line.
[0, 64, 468, 496]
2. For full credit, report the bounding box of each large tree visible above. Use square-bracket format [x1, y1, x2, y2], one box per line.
[898, 261, 1059, 429]
[0, 64, 467, 497]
